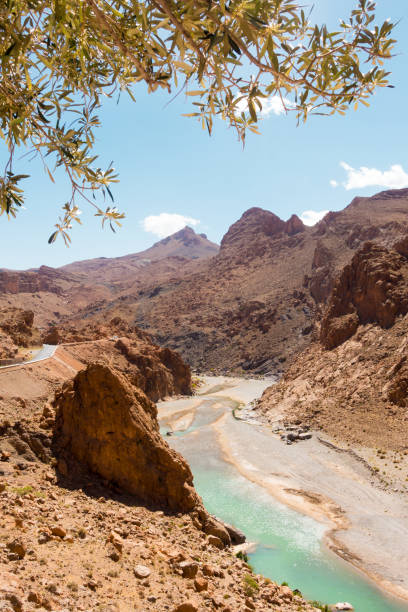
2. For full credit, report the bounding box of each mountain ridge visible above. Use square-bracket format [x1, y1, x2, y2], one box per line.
[2, 189, 408, 375]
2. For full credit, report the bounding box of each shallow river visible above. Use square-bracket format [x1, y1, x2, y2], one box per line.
[158, 378, 408, 612]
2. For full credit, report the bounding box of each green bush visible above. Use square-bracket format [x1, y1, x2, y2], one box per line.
[243, 574, 259, 597]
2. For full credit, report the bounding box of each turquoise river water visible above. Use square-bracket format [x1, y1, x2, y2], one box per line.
[161, 385, 408, 612]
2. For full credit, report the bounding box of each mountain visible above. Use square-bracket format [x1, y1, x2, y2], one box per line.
[64, 189, 408, 375]
[2, 189, 408, 375]
[60, 226, 219, 282]
[0, 227, 218, 327]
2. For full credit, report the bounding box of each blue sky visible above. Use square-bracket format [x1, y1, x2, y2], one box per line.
[1, 1, 408, 270]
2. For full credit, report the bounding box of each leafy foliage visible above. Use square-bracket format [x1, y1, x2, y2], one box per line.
[0, 0, 396, 242]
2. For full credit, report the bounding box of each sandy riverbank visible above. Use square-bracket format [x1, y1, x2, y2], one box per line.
[159, 376, 408, 604]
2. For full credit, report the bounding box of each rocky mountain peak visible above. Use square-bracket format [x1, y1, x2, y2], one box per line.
[148, 226, 219, 259]
[284, 214, 305, 236]
[220, 208, 285, 251]
[154, 225, 202, 247]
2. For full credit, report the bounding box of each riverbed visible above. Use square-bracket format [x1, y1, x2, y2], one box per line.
[158, 376, 408, 612]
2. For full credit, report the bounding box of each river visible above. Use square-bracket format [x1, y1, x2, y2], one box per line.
[158, 376, 408, 612]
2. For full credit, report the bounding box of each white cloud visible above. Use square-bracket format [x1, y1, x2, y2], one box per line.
[141, 213, 200, 238]
[235, 95, 293, 117]
[300, 210, 329, 226]
[330, 180, 339, 188]
[339, 162, 408, 191]
[260, 96, 293, 117]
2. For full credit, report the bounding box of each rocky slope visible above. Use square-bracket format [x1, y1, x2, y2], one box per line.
[256, 237, 408, 456]
[53, 363, 200, 513]
[61, 226, 219, 281]
[0, 308, 41, 361]
[0, 227, 218, 329]
[0, 338, 319, 611]
[70, 189, 408, 375]
[50, 320, 192, 402]
[4, 189, 408, 375]
[0, 463, 318, 612]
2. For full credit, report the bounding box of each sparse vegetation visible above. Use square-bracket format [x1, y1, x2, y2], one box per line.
[308, 602, 330, 612]
[243, 573, 259, 597]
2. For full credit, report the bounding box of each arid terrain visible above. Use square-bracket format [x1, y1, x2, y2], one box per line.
[2, 187, 408, 610]
[0, 332, 320, 612]
[3, 189, 408, 376]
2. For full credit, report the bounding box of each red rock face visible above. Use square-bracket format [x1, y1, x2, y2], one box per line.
[0, 267, 69, 295]
[43, 319, 192, 403]
[321, 242, 408, 349]
[284, 214, 305, 236]
[0, 307, 41, 357]
[219, 208, 305, 256]
[114, 337, 191, 401]
[53, 364, 200, 513]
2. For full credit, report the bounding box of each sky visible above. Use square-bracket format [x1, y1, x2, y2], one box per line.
[1, 0, 408, 270]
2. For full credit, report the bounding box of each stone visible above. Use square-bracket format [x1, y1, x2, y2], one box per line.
[334, 604, 354, 611]
[179, 562, 198, 579]
[27, 591, 42, 604]
[220, 521, 246, 545]
[51, 526, 66, 538]
[298, 432, 312, 441]
[108, 532, 124, 553]
[173, 603, 198, 612]
[203, 516, 231, 546]
[194, 577, 208, 592]
[133, 565, 151, 579]
[280, 585, 293, 601]
[6, 540, 26, 559]
[53, 364, 202, 513]
[202, 564, 215, 577]
[207, 535, 223, 549]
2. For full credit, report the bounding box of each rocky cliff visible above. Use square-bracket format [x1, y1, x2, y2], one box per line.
[54, 319, 192, 403]
[53, 364, 199, 513]
[256, 237, 408, 452]
[0, 307, 41, 359]
[0, 266, 78, 295]
[321, 242, 408, 349]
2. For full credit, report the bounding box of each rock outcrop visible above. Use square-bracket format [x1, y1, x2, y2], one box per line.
[256, 235, 408, 450]
[0, 266, 75, 295]
[0, 307, 41, 359]
[53, 364, 199, 513]
[53, 320, 192, 402]
[115, 338, 191, 400]
[321, 242, 408, 349]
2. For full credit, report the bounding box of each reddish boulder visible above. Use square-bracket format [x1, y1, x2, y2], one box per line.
[53, 364, 200, 513]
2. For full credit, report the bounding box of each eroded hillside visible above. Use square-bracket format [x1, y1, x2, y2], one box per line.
[256, 237, 408, 455]
[0, 329, 318, 612]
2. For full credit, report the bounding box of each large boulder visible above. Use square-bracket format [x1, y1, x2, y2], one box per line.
[53, 364, 200, 513]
